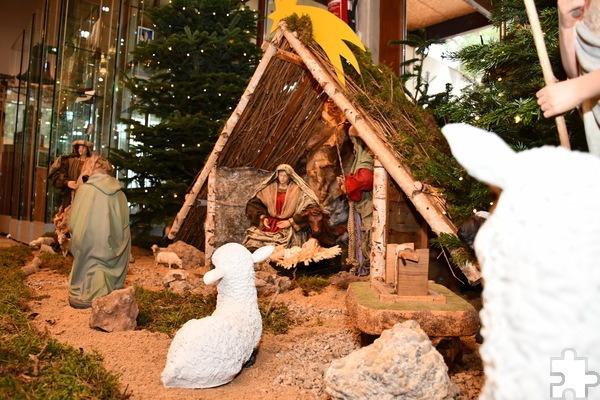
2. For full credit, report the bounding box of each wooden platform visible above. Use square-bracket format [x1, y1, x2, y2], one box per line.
[346, 281, 480, 337]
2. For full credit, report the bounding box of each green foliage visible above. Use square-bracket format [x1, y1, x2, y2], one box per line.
[135, 286, 217, 335]
[430, 232, 476, 265]
[344, 47, 491, 223]
[110, 0, 262, 230]
[391, 30, 446, 104]
[296, 275, 330, 294]
[260, 301, 293, 335]
[428, 0, 587, 151]
[0, 248, 125, 399]
[285, 14, 314, 46]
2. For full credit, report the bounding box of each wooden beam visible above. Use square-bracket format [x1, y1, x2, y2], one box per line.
[463, 0, 492, 19]
[379, 0, 406, 76]
[274, 48, 305, 68]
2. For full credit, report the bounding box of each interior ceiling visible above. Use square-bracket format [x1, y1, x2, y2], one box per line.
[0, 0, 490, 76]
[407, 0, 482, 31]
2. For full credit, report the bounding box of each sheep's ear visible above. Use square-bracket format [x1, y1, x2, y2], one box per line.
[253, 245, 275, 263]
[203, 268, 225, 285]
[441, 123, 516, 190]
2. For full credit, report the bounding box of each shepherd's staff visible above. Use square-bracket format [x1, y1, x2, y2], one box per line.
[524, 0, 571, 149]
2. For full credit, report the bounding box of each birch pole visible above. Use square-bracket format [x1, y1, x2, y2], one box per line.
[204, 165, 217, 267]
[370, 159, 387, 282]
[168, 31, 283, 239]
[524, 0, 571, 149]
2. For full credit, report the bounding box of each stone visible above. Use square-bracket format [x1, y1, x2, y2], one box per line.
[324, 320, 459, 400]
[168, 280, 191, 293]
[346, 282, 479, 337]
[89, 286, 139, 332]
[163, 269, 189, 286]
[166, 240, 205, 270]
[22, 257, 42, 275]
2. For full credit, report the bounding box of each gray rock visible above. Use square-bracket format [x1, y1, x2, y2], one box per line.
[168, 280, 191, 293]
[22, 257, 42, 275]
[163, 269, 189, 286]
[90, 287, 139, 332]
[325, 320, 459, 400]
[166, 240, 205, 269]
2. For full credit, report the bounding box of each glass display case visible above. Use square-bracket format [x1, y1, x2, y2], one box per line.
[44, 0, 122, 220]
[0, 0, 163, 236]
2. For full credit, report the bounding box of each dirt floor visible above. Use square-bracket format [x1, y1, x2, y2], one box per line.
[24, 246, 484, 400]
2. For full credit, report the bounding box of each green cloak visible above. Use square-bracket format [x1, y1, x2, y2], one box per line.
[67, 172, 131, 306]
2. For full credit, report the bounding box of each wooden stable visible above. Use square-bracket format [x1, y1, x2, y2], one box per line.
[168, 22, 481, 285]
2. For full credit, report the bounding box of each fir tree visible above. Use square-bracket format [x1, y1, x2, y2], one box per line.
[427, 0, 586, 151]
[110, 0, 261, 231]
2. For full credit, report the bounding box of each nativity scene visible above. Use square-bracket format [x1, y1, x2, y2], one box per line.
[6, 0, 600, 399]
[166, 3, 481, 372]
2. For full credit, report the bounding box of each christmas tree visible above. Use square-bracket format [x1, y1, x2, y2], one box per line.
[427, 0, 586, 151]
[110, 0, 261, 232]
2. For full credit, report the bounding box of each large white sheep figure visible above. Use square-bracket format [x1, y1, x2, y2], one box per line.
[442, 123, 600, 399]
[161, 242, 274, 388]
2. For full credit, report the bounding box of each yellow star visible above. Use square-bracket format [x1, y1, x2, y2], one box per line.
[268, 0, 365, 85]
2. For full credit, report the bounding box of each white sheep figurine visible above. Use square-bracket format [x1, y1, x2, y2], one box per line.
[155, 252, 183, 269]
[150, 244, 166, 254]
[442, 123, 600, 399]
[151, 244, 183, 269]
[57, 233, 71, 256]
[161, 242, 274, 388]
[29, 236, 55, 249]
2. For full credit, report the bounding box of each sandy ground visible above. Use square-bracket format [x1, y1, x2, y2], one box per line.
[23, 246, 483, 400]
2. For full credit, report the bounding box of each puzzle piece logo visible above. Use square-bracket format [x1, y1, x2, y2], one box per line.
[551, 348, 600, 399]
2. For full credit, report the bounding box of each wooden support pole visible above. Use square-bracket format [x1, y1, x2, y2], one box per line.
[524, 0, 571, 149]
[205, 165, 216, 267]
[168, 30, 283, 239]
[370, 159, 387, 282]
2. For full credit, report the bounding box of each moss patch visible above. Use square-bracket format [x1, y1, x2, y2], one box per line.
[348, 282, 475, 312]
